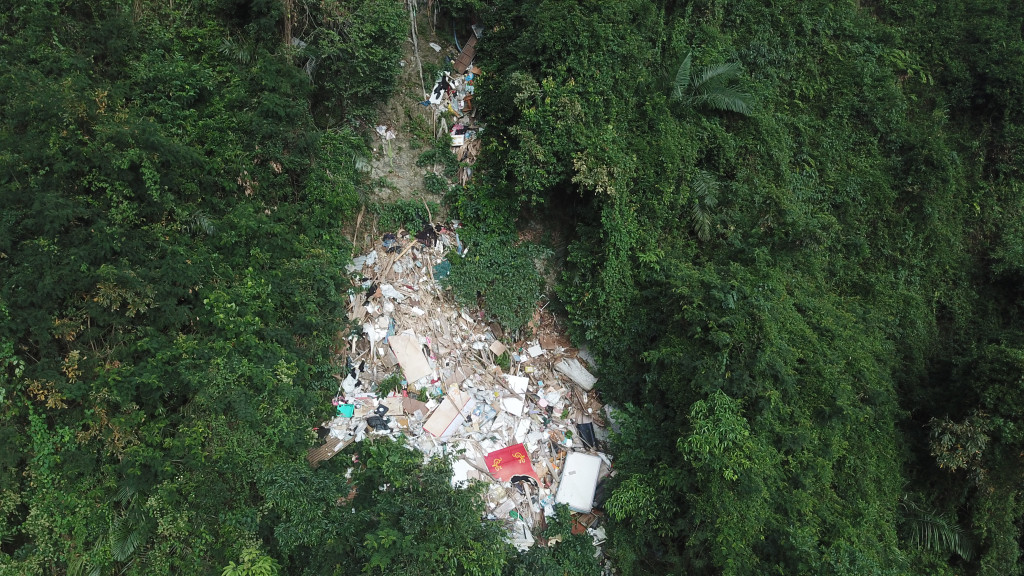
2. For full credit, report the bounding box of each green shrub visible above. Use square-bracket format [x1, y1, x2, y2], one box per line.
[495, 350, 511, 372]
[376, 372, 404, 398]
[405, 113, 432, 149]
[444, 183, 519, 236]
[416, 136, 460, 178]
[504, 505, 602, 576]
[424, 172, 450, 196]
[442, 234, 549, 332]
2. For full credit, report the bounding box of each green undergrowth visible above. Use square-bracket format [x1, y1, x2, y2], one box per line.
[416, 136, 460, 178]
[371, 199, 439, 233]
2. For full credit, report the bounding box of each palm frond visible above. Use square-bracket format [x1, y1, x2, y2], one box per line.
[179, 209, 216, 236]
[693, 61, 743, 89]
[115, 485, 134, 504]
[110, 513, 148, 562]
[219, 37, 254, 65]
[690, 170, 720, 203]
[671, 50, 753, 116]
[190, 210, 216, 236]
[670, 52, 692, 100]
[900, 497, 975, 561]
[689, 171, 720, 242]
[67, 555, 89, 576]
[690, 203, 713, 242]
[698, 88, 754, 115]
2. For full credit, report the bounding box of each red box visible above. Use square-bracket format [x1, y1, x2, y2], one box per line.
[485, 443, 539, 482]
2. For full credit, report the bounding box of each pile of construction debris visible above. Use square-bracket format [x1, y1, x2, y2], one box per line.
[308, 223, 614, 562]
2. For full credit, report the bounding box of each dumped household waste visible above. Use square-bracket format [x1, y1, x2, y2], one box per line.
[422, 43, 483, 186]
[308, 222, 614, 560]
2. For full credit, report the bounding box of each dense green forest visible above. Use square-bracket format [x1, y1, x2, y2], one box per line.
[2, 0, 1023, 575]
[470, 0, 1024, 573]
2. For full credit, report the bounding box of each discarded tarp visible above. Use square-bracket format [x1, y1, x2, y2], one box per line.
[555, 358, 597, 391]
[555, 452, 602, 512]
[429, 73, 452, 104]
[576, 422, 596, 449]
[486, 443, 539, 483]
[388, 331, 432, 383]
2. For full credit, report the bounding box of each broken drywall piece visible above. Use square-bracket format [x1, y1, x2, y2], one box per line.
[380, 284, 406, 302]
[510, 520, 534, 551]
[555, 358, 597, 391]
[502, 396, 525, 417]
[379, 396, 404, 415]
[514, 419, 532, 444]
[505, 375, 529, 394]
[492, 499, 515, 518]
[451, 458, 474, 488]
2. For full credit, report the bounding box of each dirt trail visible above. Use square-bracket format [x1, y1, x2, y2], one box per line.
[367, 6, 454, 204]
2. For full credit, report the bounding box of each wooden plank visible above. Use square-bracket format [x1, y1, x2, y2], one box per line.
[453, 35, 477, 74]
[306, 436, 345, 468]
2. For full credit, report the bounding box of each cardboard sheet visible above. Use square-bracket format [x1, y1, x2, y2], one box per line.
[389, 331, 432, 383]
[489, 340, 508, 356]
[402, 396, 431, 418]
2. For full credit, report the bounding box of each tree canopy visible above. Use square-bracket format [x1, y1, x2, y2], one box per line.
[463, 0, 1024, 574]
[3, 0, 1024, 575]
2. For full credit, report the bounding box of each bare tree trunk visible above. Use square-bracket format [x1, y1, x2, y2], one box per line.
[408, 0, 427, 101]
[283, 0, 293, 49]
